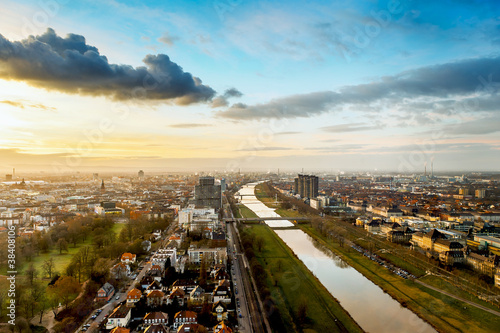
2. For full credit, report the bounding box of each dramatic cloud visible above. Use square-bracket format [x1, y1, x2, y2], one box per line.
[211, 87, 243, 108]
[217, 55, 500, 119]
[169, 123, 213, 128]
[217, 91, 338, 118]
[0, 28, 215, 104]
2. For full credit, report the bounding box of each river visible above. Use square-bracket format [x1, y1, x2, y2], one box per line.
[238, 182, 436, 333]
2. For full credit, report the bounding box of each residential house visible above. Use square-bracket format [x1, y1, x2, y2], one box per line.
[172, 279, 197, 293]
[144, 324, 168, 333]
[212, 285, 231, 303]
[96, 282, 115, 302]
[110, 327, 130, 333]
[146, 269, 163, 282]
[126, 288, 142, 306]
[146, 290, 165, 307]
[173, 310, 198, 330]
[144, 311, 169, 325]
[177, 324, 205, 333]
[167, 287, 186, 306]
[212, 301, 227, 321]
[140, 276, 155, 289]
[189, 286, 205, 303]
[146, 280, 163, 293]
[111, 262, 130, 279]
[106, 304, 131, 330]
[121, 252, 136, 264]
[214, 321, 233, 333]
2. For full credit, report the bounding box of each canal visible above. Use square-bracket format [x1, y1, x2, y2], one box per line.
[238, 182, 436, 333]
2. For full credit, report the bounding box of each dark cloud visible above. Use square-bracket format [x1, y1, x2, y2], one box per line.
[211, 87, 243, 108]
[158, 32, 179, 46]
[321, 123, 381, 133]
[0, 28, 215, 104]
[169, 123, 213, 128]
[217, 55, 500, 119]
[217, 91, 338, 118]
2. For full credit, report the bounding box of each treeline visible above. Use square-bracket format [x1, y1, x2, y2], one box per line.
[258, 182, 319, 215]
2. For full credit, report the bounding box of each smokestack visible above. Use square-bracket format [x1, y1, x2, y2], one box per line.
[13, 168, 15, 178]
[424, 162, 427, 177]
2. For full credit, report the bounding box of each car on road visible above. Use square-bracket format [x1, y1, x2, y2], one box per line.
[90, 314, 97, 319]
[115, 294, 120, 300]
[81, 328, 87, 331]
[239, 313, 242, 318]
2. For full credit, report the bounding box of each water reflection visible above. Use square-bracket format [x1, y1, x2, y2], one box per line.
[307, 234, 350, 269]
[239, 183, 437, 333]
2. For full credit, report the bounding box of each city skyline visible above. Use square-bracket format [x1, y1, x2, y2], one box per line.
[1, 0, 500, 173]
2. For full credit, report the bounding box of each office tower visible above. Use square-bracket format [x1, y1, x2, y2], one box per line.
[138, 170, 145, 180]
[194, 176, 221, 209]
[294, 174, 319, 198]
[221, 178, 226, 192]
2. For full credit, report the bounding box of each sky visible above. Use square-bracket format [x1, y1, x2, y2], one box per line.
[0, 0, 499, 174]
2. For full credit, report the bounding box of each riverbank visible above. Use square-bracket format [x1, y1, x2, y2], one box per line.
[299, 224, 500, 333]
[252, 182, 500, 332]
[240, 222, 364, 333]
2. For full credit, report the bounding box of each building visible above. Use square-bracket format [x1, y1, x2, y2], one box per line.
[146, 290, 165, 307]
[214, 322, 233, 333]
[110, 328, 130, 333]
[144, 324, 168, 333]
[138, 170, 145, 180]
[212, 301, 228, 321]
[294, 174, 319, 198]
[173, 311, 198, 330]
[96, 282, 115, 302]
[121, 253, 137, 264]
[475, 189, 486, 198]
[144, 312, 169, 325]
[466, 253, 500, 277]
[126, 288, 142, 306]
[194, 176, 221, 209]
[106, 304, 131, 330]
[188, 246, 228, 266]
[411, 229, 465, 264]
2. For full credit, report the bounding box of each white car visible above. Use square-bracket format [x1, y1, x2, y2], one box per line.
[115, 295, 120, 300]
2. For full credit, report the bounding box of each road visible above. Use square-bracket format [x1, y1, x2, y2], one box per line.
[223, 195, 270, 333]
[80, 260, 152, 332]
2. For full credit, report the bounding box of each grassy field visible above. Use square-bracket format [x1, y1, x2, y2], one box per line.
[243, 224, 363, 333]
[300, 225, 500, 333]
[237, 204, 259, 219]
[111, 222, 127, 240]
[27, 236, 94, 276]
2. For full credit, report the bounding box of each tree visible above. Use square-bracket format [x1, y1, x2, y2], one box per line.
[42, 258, 55, 279]
[25, 264, 38, 286]
[48, 276, 81, 309]
[255, 236, 265, 252]
[14, 317, 31, 333]
[296, 297, 308, 327]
